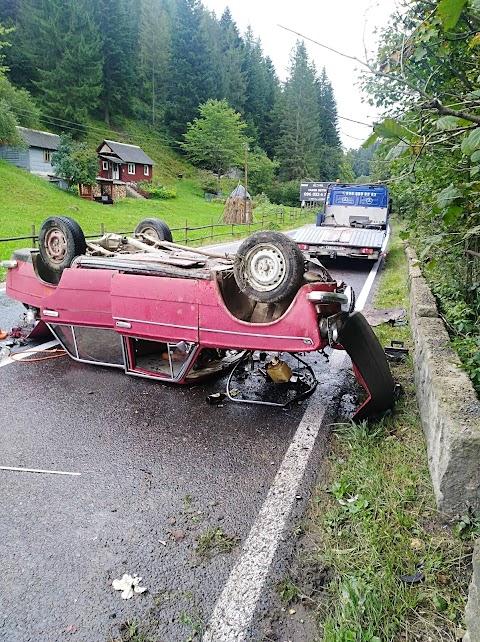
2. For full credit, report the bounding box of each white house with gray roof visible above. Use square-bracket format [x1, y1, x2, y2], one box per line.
[0, 127, 60, 178]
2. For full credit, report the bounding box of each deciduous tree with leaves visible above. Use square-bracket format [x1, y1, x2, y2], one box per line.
[181, 98, 247, 186]
[362, 0, 480, 391]
[51, 134, 98, 188]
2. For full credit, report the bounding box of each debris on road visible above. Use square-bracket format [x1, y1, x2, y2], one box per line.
[384, 340, 409, 362]
[206, 392, 226, 405]
[363, 307, 407, 327]
[112, 574, 147, 599]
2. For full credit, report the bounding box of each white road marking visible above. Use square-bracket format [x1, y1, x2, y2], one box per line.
[0, 338, 60, 368]
[202, 394, 328, 642]
[0, 466, 80, 476]
[354, 242, 388, 312]
[202, 269, 379, 641]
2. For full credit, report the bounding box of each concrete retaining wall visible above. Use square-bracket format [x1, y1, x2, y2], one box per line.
[405, 246, 480, 516]
[405, 246, 480, 642]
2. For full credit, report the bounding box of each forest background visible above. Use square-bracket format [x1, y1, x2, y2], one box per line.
[0, 0, 371, 203]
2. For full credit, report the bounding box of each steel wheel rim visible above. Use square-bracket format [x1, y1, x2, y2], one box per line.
[244, 244, 286, 292]
[141, 226, 160, 242]
[44, 228, 68, 264]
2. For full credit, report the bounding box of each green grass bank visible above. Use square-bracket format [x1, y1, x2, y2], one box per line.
[282, 228, 476, 641]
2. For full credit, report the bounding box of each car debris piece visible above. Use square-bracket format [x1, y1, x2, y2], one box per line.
[266, 356, 293, 383]
[3, 216, 397, 421]
[384, 340, 409, 362]
[363, 307, 407, 327]
[206, 392, 225, 403]
[112, 574, 147, 599]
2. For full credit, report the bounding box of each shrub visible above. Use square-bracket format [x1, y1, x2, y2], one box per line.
[148, 187, 177, 199]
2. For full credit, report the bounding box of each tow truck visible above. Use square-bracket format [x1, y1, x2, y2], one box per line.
[293, 183, 391, 260]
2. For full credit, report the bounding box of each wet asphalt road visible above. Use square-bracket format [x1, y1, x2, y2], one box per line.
[0, 250, 376, 642]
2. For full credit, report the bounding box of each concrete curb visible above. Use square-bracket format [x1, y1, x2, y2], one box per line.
[405, 245, 480, 641]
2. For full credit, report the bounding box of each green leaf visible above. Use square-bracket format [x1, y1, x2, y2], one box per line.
[469, 33, 480, 48]
[435, 116, 460, 130]
[385, 140, 410, 161]
[414, 47, 427, 61]
[362, 131, 378, 148]
[443, 205, 463, 224]
[425, 259, 438, 271]
[461, 128, 480, 155]
[433, 594, 448, 611]
[471, 150, 480, 163]
[399, 230, 410, 240]
[436, 185, 462, 208]
[374, 118, 411, 141]
[436, 0, 467, 30]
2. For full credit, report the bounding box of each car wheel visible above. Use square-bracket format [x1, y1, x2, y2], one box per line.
[38, 216, 86, 274]
[338, 311, 395, 422]
[134, 218, 173, 243]
[234, 231, 305, 303]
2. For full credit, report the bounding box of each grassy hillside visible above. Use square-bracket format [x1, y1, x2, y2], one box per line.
[0, 160, 312, 279]
[0, 159, 224, 251]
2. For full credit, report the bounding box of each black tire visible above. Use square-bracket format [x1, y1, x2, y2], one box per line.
[38, 216, 86, 274]
[338, 311, 395, 422]
[234, 231, 305, 303]
[134, 218, 173, 243]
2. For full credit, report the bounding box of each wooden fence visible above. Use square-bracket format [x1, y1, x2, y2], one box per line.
[0, 208, 307, 248]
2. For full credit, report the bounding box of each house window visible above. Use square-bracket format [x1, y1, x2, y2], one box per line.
[44, 149, 51, 162]
[144, 165, 149, 176]
[102, 160, 109, 171]
[128, 163, 135, 175]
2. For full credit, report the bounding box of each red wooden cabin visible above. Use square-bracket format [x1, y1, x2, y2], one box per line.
[97, 140, 155, 184]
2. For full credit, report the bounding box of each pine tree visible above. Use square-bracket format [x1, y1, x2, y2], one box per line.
[93, 0, 136, 125]
[16, 0, 102, 132]
[243, 28, 280, 156]
[137, 0, 173, 125]
[317, 67, 342, 180]
[275, 41, 320, 181]
[318, 68, 340, 147]
[217, 8, 246, 114]
[164, 0, 215, 139]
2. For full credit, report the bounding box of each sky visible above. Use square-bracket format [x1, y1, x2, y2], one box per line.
[202, 0, 399, 149]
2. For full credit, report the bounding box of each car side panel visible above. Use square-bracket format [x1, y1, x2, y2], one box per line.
[37, 267, 115, 327]
[198, 279, 325, 352]
[110, 273, 199, 342]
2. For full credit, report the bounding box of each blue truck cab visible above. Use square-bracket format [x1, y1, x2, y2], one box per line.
[322, 184, 390, 229]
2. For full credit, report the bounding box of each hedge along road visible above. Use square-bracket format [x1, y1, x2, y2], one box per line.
[0, 245, 381, 642]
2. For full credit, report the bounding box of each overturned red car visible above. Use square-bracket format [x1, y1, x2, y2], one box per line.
[2, 216, 395, 420]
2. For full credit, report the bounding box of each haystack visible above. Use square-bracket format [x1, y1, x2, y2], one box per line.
[222, 184, 253, 224]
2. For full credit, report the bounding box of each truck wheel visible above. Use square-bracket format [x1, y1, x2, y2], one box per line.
[134, 218, 173, 243]
[338, 311, 395, 422]
[38, 216, 86, 274]
[234, 231, 305, 303]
